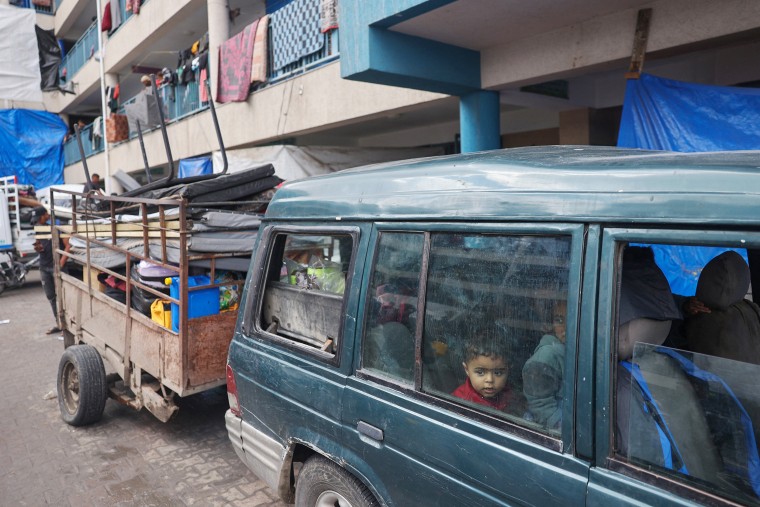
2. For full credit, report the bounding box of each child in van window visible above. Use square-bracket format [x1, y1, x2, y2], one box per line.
[522, 300, 566, 429]
[452, 336, 512, 410]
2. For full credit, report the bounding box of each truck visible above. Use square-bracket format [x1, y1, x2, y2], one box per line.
[50, 189, 254, 425]
[50, 77, 278, 425]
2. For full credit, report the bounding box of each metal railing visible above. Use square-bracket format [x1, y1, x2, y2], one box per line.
[58, 21, 99, 85]
[58, 0, 151, 83]
[9, 0, 54, 14]
[63, 123, 105, 165]
[264, 28, 340, 86]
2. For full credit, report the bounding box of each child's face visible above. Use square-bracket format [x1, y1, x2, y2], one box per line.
[553, 301, 567, 343]
[463, 355, 508, 399]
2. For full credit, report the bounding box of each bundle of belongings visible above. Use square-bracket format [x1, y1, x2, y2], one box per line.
[63, 163, 282, 317]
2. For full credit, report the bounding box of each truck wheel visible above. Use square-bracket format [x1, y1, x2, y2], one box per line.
[295, 455, 378, 507]
[0, 280, 5, 296]
[57, 345, 108, 426]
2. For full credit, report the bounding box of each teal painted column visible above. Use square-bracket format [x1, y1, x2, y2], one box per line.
[460, 90, 501, 153]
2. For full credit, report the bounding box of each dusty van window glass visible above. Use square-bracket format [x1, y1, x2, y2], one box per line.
[259, 233, 352, 354]
[422, 234, 570, 432]
[362, 232, 424, 382]
[615, 244, 760, 504]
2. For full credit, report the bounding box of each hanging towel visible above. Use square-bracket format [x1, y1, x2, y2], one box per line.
[250, 15, 269, 85]
[101, 2, 112, 32]
[199, 68, 208, 103]
[217, 19, 258, 103]
[270, 0, 324, 71]
[320, 0, 338, 33]
[92, 116, 103, 150]
[110, 0, 122, 33]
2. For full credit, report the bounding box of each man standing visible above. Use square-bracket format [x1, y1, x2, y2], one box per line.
[33, 206, 70, 335]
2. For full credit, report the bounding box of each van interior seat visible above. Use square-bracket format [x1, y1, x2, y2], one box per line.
[686, 251, 760, 364]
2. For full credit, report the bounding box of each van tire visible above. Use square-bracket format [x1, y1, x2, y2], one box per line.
[57, 344, 108, 426]
[295, 455, 378, 507]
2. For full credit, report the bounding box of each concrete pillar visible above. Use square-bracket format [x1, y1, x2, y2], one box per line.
[460, 90, 501, 153]
[207, 0, 230, 103]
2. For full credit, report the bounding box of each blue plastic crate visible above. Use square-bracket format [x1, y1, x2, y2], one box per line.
[168, 275, 220, 332]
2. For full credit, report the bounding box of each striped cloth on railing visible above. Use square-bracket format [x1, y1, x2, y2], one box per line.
[270, 0, 323, 71]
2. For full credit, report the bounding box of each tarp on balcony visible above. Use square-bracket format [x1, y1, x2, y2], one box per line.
[0, 5, 42, 102]
[0, 109, 67, 189]
[618, 73, 760, 295]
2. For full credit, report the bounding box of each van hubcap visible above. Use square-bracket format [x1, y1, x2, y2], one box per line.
[315, 490, 352, 507]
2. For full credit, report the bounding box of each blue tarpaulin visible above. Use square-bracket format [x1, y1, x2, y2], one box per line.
[618, 73, 760, 151]
[619, 73, 759, 295]
[178, 156, 213, 178]
[0, 109, 67, 189]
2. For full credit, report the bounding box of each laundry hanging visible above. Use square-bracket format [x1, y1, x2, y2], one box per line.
[250, 15, 269, 85]
[217, 19, 259, 103]
[320, 0, 338, 33]
[270, 0, 324, 71]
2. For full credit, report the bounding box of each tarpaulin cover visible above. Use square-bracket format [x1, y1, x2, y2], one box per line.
[0, 5, 42, 102]
[35, 26, 61, 91]
[619, 73, 759, 295]
[618, 73, 760, 151]
[0, 109, 67, 189]
[178, 156, 213, 178]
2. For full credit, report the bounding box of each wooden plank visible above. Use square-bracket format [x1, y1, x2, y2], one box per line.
[625, 8, 652, 79]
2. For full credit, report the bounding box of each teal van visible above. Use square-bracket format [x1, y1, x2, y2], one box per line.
[225, 146, 760, 506]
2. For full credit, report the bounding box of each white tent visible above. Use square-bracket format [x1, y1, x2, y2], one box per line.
[212, 144, 446, 182]
[0, 5, 42, 103]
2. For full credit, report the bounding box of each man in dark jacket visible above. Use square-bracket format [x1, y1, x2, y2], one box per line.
[32, 206, 70, 334]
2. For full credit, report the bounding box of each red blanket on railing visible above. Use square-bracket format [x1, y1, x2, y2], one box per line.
[217, 19, 259, 103]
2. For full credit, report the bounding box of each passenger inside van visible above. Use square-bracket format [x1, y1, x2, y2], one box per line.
[452, 333, 513, 411]
[616, 246, 760, 499]
[685, 250, 760, 364]
[522, 299, 566, 429]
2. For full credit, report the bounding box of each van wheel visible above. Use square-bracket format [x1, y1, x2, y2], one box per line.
[295, 455, 378, 507]
[57, 345, 108, 426]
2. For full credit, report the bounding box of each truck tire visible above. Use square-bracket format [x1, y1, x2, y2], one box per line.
[57, 345, 108, 426]
[295, 455, 378, 507]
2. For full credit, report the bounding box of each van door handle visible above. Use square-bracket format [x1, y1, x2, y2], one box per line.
[357, 421, 384, 442]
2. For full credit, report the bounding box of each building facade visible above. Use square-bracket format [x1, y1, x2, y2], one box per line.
[7, 0, 760, 191]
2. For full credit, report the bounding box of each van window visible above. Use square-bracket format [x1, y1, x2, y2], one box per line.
[613, 243, 760, 505]
[362, 231, 571, 435]
[259, 232, 352, 355]
[362, 232, 423, 382]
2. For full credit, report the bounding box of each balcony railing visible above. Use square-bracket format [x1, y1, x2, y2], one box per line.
[58, 0, 150, 83]
[9, 0, 54, 14]
[264, 28, 340, 86]
[63, 6, 339, 166]
[59, 21, 99, 84]
[63, 123, 104, 166]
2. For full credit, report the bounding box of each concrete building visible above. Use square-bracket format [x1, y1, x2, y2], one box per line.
[8, 0, 760, 191]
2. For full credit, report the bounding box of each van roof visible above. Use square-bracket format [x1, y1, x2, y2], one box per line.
[265, 146, 760, 225]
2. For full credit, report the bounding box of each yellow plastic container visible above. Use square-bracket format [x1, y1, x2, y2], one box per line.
[150, 299, 172, 328]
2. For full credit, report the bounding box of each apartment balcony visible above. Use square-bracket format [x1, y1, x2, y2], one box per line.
[63, 20, 341, 166]
[58, 0, 149, 85]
